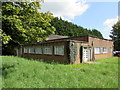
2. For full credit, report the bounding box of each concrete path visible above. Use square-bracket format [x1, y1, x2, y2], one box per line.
[83, 62, 100, 64]
[75, 62, 100, 71]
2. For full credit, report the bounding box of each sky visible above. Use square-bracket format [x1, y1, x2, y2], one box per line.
[40, 0, 119, 39]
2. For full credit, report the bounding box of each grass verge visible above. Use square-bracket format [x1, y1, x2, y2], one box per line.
[1, 56, 118, 88]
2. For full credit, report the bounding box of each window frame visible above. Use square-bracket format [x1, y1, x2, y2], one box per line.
[110, 47, 113, 53]
[24, 47, 29, 53]
[94, 47, 101, 54]
[29, 47, 35, 54]
[103, 47, 107, 54]
[43, 46, 52, 55]
[35, 47, 43, 54]
[54, 45, 64, 56]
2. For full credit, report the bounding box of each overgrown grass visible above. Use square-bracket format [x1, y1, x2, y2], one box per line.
[0, 57, 2, 90]
[0, 56, 119, 88]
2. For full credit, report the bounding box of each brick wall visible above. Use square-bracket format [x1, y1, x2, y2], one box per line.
[22, 41, 70, 64]
[17, 35, 113, 64]
[88, 36, 113, 59]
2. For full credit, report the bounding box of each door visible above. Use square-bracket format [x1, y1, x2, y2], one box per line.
[83, 47, 89, 62]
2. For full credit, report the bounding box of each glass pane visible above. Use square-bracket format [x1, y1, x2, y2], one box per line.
[54, 45, 64, 55]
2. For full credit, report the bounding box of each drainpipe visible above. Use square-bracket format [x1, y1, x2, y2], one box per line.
[92, 41, 95, 61]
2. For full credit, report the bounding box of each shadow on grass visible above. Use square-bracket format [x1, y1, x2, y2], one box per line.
[2, 65, 15, 79]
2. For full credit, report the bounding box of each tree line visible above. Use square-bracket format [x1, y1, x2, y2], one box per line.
[51, 17, 103, 38]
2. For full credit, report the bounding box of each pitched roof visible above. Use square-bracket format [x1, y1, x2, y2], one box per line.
[48, 35, 68, 40]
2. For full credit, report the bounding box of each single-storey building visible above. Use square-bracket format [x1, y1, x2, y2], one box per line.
[15, 35, 113, 64]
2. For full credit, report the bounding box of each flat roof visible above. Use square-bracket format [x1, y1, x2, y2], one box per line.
[16, 35, 113, 47]
[23, 39, 86, 46]
[43, 35, 113, 42]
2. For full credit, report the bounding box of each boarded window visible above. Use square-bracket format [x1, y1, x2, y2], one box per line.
[43, 46, 52, 55]
[54, 45, 64, 55]
[35, 47, 42, 54]
[30, 47, 35, 53]
[94, 47, 101, 54]
[24, 47, 29, 53]
[103, 47, 107, 53]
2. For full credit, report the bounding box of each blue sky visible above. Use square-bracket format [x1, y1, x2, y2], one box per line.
[72, 2, 118, 39]
[41, 0, 118, 39]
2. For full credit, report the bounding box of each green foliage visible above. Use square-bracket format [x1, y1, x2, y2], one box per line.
[90, 29, 103, 39]
[0, 31, 11, 45]
[51, 17, 103, 38]
[110, 21, 120, 51]
[2, 2, 56, 55]
[2, 2, 55, 45]
[1, 56, 118, 88]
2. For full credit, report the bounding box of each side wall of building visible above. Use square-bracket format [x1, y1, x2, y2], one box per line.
[69, 41, 81, 64]
[22, 41, 70, 64]
[88, 36, 113, 59]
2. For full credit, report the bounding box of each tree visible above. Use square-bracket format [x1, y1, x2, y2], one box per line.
[2, 2, 56, 54]
[51, 17, 103, 38]
[90, 29, 103, 39]
[110, 21, 120, 51]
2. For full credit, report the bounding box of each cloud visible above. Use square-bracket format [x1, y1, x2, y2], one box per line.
[103, 16, 118, 29]
[101, 17, 118, 39]
[40, 0, 89, 21]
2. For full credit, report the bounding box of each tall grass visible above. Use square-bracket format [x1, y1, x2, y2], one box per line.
[0, 56, 2, 90]
[1, 56, 118, 88]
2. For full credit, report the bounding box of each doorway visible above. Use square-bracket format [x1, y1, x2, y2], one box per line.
[81, 46, 93, 62]
[83, 47, 89, 62]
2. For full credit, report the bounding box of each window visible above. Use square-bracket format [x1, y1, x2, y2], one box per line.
[54, 45, 64, 55]
[29, 47, 43, 54]
[35, 47, 42, 54]
[24, 47, 29, 53]
[103, 47, 107, 53]
[43, 46, 52, 55]
[94, 47, 101, 54]
[100, 47, 103, 53]
[110, 47, 113, 52]
[30, 47, 35, 53]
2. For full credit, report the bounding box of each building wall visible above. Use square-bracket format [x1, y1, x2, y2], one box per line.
[88, 36, 113, 59]
[94, 53, 113, 59]
[73, 42, 81, 64]
[69, 41, 81, 64]
[70, 36, 88, 42]
[15, 35, 113, 64]
[21, 40, 82, 64]
[22, 41, 70, 64]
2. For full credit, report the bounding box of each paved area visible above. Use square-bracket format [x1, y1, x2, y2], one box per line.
[75, 62, 100, 71]
[83, 62, 100, 64]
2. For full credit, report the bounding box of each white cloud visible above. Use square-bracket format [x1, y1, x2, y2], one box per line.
[103, 16, 118, 29]
[101, 17, 118, 39]
[40, 0, 89, 21]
